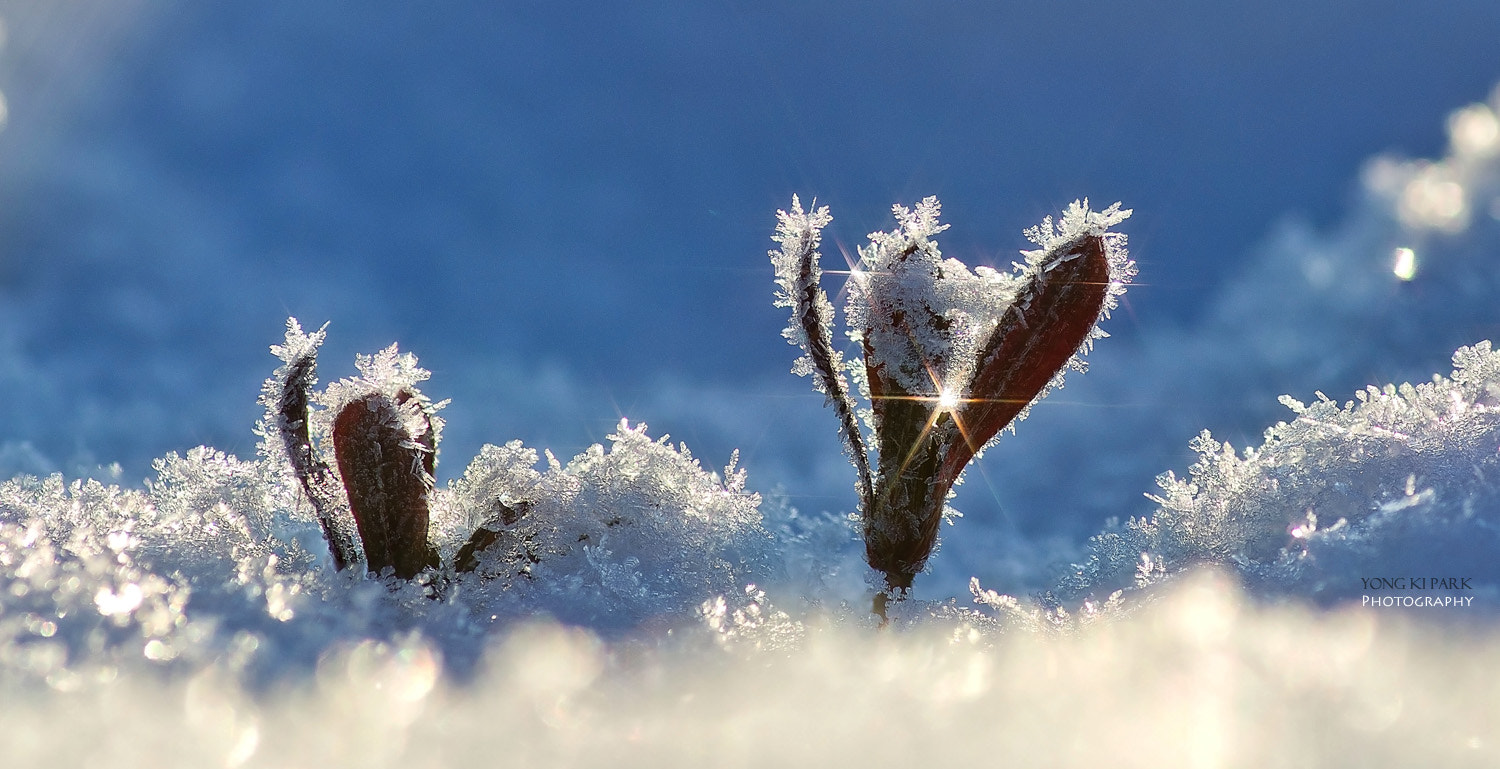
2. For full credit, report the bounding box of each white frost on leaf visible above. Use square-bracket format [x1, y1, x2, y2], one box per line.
[770, 195, 840, 393]
[769, 196, 875, 503]
[1019, 198, 1137, 366]
[254, 318, 327, 469]
[267, 317, 327, 369]
[1021, 199, 1133, 257]
[316, 343, 449, 456]
[845, 197, 1134, 403]
[847, 196, 988, 395]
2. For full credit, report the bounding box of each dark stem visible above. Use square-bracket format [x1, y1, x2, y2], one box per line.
[863, 352, 958, 590]
[787, 222, 875, 512]
[454, 499, 531, 573]
[273, 345, 359, 572]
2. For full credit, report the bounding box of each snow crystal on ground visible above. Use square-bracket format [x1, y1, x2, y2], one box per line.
[1058, 341, 1500, 608]
[0, 401, 787, 685]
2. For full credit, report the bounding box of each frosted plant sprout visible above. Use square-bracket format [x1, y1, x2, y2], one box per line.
[260, 318, 778, 626]
[263, 320, 447, 579]
[0, 317, 785, 692]
[772, 196, 1134, 596]
[258, 318, 775, 597]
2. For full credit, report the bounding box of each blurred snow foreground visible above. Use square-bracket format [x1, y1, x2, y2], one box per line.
[6, 94, 1500, 766]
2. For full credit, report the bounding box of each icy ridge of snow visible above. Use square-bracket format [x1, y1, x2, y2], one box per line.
[443, 419, 780, 631]
[0, 367, 784, 686]
[1056, 341, 1500, 604]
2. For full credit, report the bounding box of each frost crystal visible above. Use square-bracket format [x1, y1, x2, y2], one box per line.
[1062, 341, 1500, 603]
[0, 317, 787, 692]
[443, 420, 775, 630]
[316, 343, 448, 460]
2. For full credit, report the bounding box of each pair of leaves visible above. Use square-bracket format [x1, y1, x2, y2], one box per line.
[263, 321, 507, 581]
[772, 198, 1133, 593]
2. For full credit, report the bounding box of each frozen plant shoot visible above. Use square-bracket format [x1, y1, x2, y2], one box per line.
[261, 320, 546, 583]
[771, 197, 1134, 597]
[262, 320, 448, 579]
[258, 318, 773, 621]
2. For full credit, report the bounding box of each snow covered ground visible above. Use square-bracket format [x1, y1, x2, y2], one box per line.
[3, 4, 1500, 765]
[8, 572, 1499, 767]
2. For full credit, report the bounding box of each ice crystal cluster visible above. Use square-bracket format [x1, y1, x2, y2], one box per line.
[1060, 341, 1500, 605]
[0, 321, 780, 692]
[772, 196, 1133, 592]
[441, 426, 776, 629]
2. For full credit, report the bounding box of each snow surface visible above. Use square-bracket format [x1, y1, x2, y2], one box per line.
[4, 570, 1498, 766]
[1060, 341, 1500, 606]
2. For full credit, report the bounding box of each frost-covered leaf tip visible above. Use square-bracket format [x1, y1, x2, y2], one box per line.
[769, 196, 874, 510]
